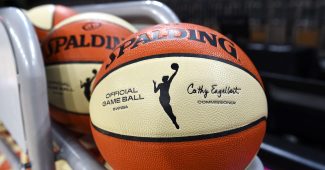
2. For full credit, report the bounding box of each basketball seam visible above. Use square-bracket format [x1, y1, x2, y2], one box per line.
[91, 117, 266, 142]
[51, 7, 56, 31]
[52, 19, 134, 33]
[45, 61, 103, 66]
[49, 104, 89, 116]
[94, 53, 263, 90]
[36, 27, 50, 32]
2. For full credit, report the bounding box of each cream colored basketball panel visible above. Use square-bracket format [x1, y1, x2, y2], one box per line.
[26, 4, 55, 30]
[53, 12, 137, 33]
[47, 63, 101, 114]
[90, 56, 267, 137]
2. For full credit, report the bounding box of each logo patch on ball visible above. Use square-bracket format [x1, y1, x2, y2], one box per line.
[153, 63, 180, 129]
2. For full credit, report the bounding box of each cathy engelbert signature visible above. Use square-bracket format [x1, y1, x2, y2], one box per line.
[187, 83, 241, 98]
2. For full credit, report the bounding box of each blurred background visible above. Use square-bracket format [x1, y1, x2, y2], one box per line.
[1, 0, 325, 169]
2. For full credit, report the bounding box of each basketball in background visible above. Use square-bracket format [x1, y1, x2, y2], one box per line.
[42, 12, 137, 133]
[26, 4, 77, 42]
[90, 23, 267, 169]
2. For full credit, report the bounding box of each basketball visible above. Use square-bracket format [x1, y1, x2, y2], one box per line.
[42, 12, 137, 133]
[26, 4, 76, 42]
[90, 23, 267, 169]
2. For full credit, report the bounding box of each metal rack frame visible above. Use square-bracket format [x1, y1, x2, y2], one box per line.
[73, 1, 180, 25]
[0, 7, 54, 170]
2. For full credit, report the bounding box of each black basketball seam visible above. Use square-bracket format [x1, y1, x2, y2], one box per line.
[49, 104, 89, 116]
[51, 18, 134, 33]
[94, 53, 263, 89]
[36, 27, 51, 32]
[51, 6, 56, 31]
[45, 61, 103, 66]
[91, 117, 266, 142]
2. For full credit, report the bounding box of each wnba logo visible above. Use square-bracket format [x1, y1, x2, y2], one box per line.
[153, 63, 179, 129]
[80, 69, 97, 101]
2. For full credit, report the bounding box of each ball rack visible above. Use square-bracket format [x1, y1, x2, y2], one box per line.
[0, 1, 263, 170]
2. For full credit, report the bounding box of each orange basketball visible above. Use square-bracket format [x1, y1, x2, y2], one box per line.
[42, 12, 137, 133]
[26, 4, 76, 42]
[90, 23, 267, 169]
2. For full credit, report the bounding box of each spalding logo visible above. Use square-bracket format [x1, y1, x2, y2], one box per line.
[105, 28, 238, 70]
[43, 34, 125, 57]
[82, 22, 102, 31]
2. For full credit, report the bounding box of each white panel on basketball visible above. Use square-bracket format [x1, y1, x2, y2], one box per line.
[26, 4, 55, 30]
[46, 63, 102, 113]
[53, 12, 137, 33]
[90, 56, 267, 137]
